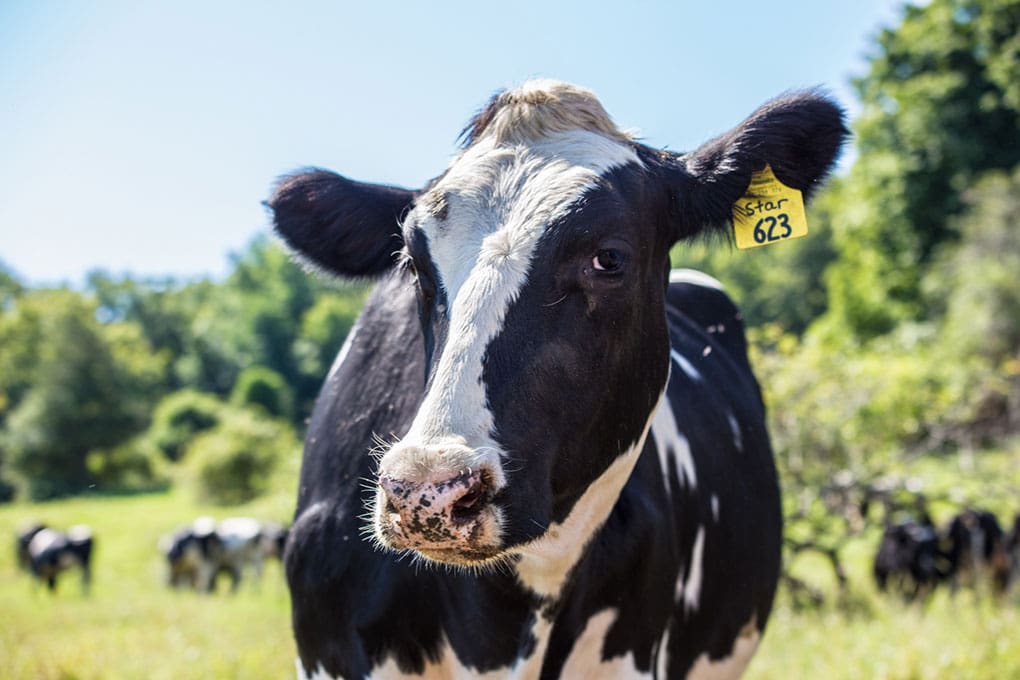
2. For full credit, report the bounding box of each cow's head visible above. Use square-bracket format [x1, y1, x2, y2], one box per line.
[270, 81, 846, 570]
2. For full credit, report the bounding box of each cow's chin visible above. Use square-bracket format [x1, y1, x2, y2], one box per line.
[372, 505, 508, 569]
[412, 546, 508, 568]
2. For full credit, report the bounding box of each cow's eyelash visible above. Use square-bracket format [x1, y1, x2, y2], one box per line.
[395, 248, 414, 272]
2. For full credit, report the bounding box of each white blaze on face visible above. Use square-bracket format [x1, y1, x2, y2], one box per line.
[395, 129, 640, 466]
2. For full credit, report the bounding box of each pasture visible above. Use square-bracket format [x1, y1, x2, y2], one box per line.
[2, 442, 1019, 679]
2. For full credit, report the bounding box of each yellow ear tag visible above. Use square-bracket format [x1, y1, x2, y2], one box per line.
[732, 164, 807, 249]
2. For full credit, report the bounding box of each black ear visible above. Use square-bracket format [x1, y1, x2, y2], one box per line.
[663, 90, 849, 241]
[267, 169, 416, 277]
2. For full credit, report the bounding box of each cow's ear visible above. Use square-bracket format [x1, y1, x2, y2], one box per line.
[661, 91, 849, 242]
[268, 169, 416, 278]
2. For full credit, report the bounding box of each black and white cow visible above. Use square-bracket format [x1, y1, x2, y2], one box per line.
[18, 524, 93, 593]
[873, 516, 943, 600]
[272, 80, 846, 678]
[163, 516, 223, 591]
[943, 508, 1010, 595]
[164, 517, 286, 592]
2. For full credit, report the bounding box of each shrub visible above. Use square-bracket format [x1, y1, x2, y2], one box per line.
[230, 366, 292, 420]
[86, 437, 170, 493]
[149, 390, 224, 462]
[185, 408, 299, 505]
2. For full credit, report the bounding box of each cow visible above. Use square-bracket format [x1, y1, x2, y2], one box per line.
[163, 517, 287, 592]
[271, 80, 846, 679]
[873, 516, 943, 601]
[943, 508, 1010, 596]
[163, 516, 223, 591]
[19, 524, 93, 593]
[213, 517, 287, 591]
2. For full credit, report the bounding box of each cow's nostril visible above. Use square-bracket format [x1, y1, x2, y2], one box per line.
[451, 483, 487, 524]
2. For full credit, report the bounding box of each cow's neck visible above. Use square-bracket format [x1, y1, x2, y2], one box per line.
[512, 393, 662, 600]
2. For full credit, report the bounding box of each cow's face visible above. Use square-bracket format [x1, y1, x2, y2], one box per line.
[270, 81, 846, 569]
[377, 121, 676, 566]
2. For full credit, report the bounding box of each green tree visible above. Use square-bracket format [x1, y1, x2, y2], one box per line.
[822, 0, 1020, 340]
[2, 291, 162, 498]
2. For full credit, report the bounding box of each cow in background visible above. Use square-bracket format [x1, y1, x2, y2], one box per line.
[873, 515, 943, 600]
[213, 517, 285, 591]
[163, 517, 287, 592]
[162, 516, 223, 591]
[943, 509, 1010, 596]
[17, 524, 93, 593]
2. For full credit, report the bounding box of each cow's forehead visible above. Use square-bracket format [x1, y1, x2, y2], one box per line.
[408, 130, 641, 306]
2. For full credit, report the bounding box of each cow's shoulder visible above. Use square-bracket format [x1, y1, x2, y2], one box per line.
[666, 269, 749, 367]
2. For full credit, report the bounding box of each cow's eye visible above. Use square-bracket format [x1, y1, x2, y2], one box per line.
[592, 248, 623, 272]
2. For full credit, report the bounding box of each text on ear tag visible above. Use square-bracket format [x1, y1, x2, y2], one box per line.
[732, 164, 808, 249]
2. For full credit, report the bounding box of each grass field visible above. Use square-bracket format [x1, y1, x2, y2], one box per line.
[2, 448, 1019, 679]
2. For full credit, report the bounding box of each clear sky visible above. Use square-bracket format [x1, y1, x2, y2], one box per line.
[0, 1, 906, 286]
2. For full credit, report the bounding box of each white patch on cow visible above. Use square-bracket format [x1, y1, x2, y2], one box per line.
[67, 525, 92, 541]
[656, 624, 671, 679]
[297, 660, 343, 680]
[29, 528, 61, 554]
[364, 627, 549, 680]
[670, 348, 702, 382]
[326, 320, 359, 382]
[668, 268, 725, 291]
[711, 494, 721, 522]
[192, 515, 216, 536]
[726, 412, 743, 452]
[683, 526, 706, 614]
[514, 392, 660, 599]
[559, 609, 651, 679]
[651, 398, 697, 492]
[686, 620, 761, 680]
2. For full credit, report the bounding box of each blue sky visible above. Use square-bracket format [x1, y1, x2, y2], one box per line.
[0, 1, 906, 286]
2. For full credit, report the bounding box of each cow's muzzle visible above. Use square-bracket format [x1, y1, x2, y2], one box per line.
[373, 453, 504, 565]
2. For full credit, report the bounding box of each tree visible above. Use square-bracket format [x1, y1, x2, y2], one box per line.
[822, 0, 1020, 340]
[2, 290, 162, 499]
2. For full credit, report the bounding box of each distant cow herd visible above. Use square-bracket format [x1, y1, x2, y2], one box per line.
[15, 517, 287, 594]
[874, 508, 1020, 600]
[16, 507, 1018, 603]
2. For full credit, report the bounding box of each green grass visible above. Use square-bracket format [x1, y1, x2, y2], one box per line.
[2, 446, 1018, 679]
[0, 489, 295, 680]
[750, 593, 1020, 680]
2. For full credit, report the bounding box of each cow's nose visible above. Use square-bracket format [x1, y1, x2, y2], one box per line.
[378, 468, 492, 546]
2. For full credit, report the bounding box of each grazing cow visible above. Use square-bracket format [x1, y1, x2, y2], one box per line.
[20, 525, 93, 593]
[163, 517, 223, 591]
[873, 516, 942, 600]
[271, 80, 846, 678]
[214, 517, 285, 591]
[943, 509, 1010, 595]
[164, 517, 286, 592]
